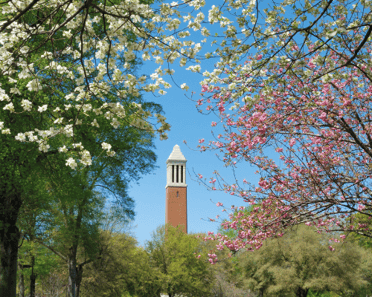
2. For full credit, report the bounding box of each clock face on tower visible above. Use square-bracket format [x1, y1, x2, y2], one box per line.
[165, 145, 187, 233]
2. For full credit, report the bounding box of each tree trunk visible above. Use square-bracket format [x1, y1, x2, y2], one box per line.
[30, 256, 37, 297]
[67, 193, 89, 297]
[75, 264, 84, 297]
[68, 254, 77, 297]
[18, 264, 25, 297]
[38, 236, 92, 297]
[0, 194, 22, 297]
[30, 273, 37, 297]
[296, 287, 308, 297]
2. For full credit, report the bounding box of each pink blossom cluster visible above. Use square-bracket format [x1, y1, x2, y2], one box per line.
[196, 47, 372, 258]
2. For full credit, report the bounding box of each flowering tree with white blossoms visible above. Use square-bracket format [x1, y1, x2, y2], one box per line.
[0, 0, 200, 295]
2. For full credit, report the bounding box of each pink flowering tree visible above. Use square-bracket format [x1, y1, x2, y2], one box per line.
[196, 45, 372, 263]
[189, 0, 372, 265]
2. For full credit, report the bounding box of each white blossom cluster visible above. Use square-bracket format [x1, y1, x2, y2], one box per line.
[102, 142, 116, 157]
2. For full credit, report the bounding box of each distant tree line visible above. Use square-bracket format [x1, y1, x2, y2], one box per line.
[11, 215, 372, 297]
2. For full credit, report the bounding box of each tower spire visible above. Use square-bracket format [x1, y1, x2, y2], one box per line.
[165, 145, 187, 233]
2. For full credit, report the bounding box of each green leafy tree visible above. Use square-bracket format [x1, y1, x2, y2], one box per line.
[145, 224, 215, 297]
[15, 169, 62, 297]
[341, 212, 372, 296]
[80, 230, 163, 297]
[0, 1, 163, 296]
[13, 103, 159, 297]
[347, 212, 372, 249]
[35, 107, 159, 297]
[0, 1, 169, 295]
[235, 224, 370, 297]
[37, 187, 104, 297]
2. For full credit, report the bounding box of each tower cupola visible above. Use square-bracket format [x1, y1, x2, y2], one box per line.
[166, 144, 187, 188]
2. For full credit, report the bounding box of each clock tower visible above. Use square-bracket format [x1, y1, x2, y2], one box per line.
[165, 144, 187, 233]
